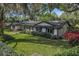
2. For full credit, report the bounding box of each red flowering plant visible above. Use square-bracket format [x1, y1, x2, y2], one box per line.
[64, 32, 75, 41]
[64, 31, 79, 46]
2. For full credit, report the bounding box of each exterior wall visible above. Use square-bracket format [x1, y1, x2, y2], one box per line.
[30, 27, 33, 31]
[25, 27, 33, 32]
[11, 25, 24, 31]
[58, 24, 68, 37]
[58, 28, 64, 37]
[11, 25, 15, 30]
[63, 24, 68, 33]
[15, 26, 21, 31]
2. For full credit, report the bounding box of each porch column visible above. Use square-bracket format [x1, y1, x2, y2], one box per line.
[30, 27, 33, 31]
[54, 29, 57, 35]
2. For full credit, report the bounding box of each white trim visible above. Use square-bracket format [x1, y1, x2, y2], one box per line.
[54, 29, 57, 35]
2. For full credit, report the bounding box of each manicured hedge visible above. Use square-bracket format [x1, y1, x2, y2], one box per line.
[31, 31, 51, 38]
[55, 46, 79, 56]
[0, 42, 19, 56]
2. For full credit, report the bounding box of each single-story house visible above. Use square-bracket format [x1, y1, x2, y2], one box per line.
[11, 22, 25, 31]
[32, 20, 72, 39]
[11, 20, 73, 38]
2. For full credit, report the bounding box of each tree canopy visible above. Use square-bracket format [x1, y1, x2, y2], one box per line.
[0, 3, 79, 34]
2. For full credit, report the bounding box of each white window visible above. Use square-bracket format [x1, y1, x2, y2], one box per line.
[42, 28, 46, 32]
[54, 29, 57, 35]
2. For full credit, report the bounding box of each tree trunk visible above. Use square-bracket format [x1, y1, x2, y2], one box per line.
[0, 8, 4, 36]
[0, 21, 4, 35]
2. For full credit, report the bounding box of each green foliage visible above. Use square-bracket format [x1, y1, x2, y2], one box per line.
[0, 36, 4, 42]
[39, 14, 57, 21]
[32, 31, 51, 38]
[4, 31, 66, 55]
[4, 31, 79, 56]
[2, 3, 79, 56]
[55, 46, 79, 56]
[0, 42, 19, 56]
[59, 4, 65, 10]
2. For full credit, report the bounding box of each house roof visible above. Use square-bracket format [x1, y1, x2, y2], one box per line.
[11, 20, 72, 29]
[33, 20, 68, 29]
[33, 21, 53, 27]
[49, 20, 66, 29]
[11, 21, 40, 27]
[12, 22, 24, 26]
[24, 21, 40, 26]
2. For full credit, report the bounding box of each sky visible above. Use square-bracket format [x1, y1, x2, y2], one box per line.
[52, 8, 64, 17]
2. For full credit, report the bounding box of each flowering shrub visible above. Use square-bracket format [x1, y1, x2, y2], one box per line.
[64, 32, 79, 46]
[64, 32, 76, 41]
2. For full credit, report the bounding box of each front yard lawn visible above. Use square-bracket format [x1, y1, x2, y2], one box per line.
[1, 31, 79, 56]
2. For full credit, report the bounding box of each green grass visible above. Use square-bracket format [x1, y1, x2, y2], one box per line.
[2, 31, 78, 56]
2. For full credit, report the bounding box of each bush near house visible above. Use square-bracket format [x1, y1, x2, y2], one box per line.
[64, 31, 79, 46]
[31, 31, 51, 38]
[2, 31, 79, 56]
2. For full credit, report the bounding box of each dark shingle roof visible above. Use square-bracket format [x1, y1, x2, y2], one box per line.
[12, 20, 71, 29]
[49, 20, 66, 29]
[25, 21, 40, 26]
[33, 20, 67, 29]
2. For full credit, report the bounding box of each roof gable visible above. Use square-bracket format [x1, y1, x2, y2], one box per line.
[33, 21, 52, 27]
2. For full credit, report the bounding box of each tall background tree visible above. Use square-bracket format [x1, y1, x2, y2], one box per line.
[1, 3, 79, 35]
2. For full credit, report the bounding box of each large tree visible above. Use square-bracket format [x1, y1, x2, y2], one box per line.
[1, 3, 79, 35]
[0, 3, 23, 35]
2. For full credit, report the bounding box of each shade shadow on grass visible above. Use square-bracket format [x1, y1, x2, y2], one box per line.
[3, 34, 15, 41]
[3, 32, 69, 48]
[2, 34, 17, 48]
[9, 37, 68, 48]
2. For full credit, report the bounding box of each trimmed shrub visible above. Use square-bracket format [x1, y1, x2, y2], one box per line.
[31, 31, 51, 38]
[55, 46, 79, 56]
[0, 42, 22, 56]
